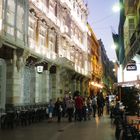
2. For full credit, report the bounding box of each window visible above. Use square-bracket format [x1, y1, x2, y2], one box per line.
[6, 0, 15, 35]
[16, 0, 24, 39]
[129, 18, 135, 38]
[29, 28, 34, 39]
[73, 2, 75, 9]
[7, 0, 15, 26]
[29, 17, 36, 39]
[17, 1, 24, 31]
[39, 26, 46, 47]
[39, 35, 45, 47]
[49, 3, 55, 15]
[49, 41, 54, 51]
[29, 20, 35, 29]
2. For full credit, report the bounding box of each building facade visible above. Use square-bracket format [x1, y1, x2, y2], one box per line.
[0, 0, 91, 109]
[87, 24, 102, 95]
[114, 0, 140, 86]
[99, 39, 116, 94]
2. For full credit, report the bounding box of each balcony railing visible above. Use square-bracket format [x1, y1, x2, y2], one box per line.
[30, 0, 59, 27]
[60, 0, 72, 10]
[125, 0, 135, 15]
[57, 57, 75, 70]
[71, 10, 87, 32]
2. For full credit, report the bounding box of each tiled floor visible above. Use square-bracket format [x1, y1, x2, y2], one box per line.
[0, 115, 116, 140]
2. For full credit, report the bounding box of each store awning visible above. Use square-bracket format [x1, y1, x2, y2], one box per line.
[114, 80, 140, 87]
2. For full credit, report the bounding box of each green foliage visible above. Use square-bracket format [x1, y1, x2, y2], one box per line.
[121, 87, 139, 115]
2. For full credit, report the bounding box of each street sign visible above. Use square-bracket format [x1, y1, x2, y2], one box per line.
[126, 64, 137, 71]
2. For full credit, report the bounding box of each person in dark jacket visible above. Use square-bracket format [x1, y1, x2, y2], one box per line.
[55, 98, 63, 122]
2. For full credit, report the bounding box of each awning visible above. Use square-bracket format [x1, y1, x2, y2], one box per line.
[114, 80, 140, 87]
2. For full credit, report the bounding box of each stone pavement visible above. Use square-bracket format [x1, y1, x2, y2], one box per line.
[0, 115, 116, 140]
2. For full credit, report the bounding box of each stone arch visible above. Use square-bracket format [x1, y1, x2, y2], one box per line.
[49, 65, 57, 74]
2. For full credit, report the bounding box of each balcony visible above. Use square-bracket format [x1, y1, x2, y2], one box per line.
[71, 11, 87, 32]
[60, 0, 72, 10]
[125, 0, 135, 15]
[30, 0, 59, 28]
[47, 10, 57, 25]
[72, 36, 85, 51]
[125, 28, 140, 67]
[57, 57, 75, 70]
[60, 25, 69, 34]
[30, 0, 48, 14]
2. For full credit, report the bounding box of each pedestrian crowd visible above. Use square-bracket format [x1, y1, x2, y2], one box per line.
[47, 91, 105, 123]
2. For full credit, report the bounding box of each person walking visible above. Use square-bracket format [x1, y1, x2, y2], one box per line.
[55, 98, 63, 122]
[48, 99, 54, 122]
[92, 96, 97, 117]
[75, 94, 83, 121]
[66, 96, 74, 122]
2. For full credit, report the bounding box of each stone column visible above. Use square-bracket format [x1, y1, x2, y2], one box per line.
[45, 70, 50, 102]
[73, 79, 77, 91]
[0, 59, 6, 109]
[35, 67, 51, 103]
[50, 73, 56, 99]
[77, 80, 80, 92]
[6, 50, 25, 106]
[80, 80, 83, 95]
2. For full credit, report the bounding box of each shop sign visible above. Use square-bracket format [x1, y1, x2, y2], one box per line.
[36, 65, 44, 73]
[126, 64, 137, 71]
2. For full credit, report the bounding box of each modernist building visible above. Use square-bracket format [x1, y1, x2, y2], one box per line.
[0, 0, 91, 109]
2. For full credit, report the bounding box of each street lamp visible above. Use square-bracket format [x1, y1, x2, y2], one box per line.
[111, 43, 117, 49]
[36, 65, 44, 73]
[112, 3, 121, 13]
[113, 68, 115, 72]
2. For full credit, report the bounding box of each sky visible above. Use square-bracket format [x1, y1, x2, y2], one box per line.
[87, 0, 120, 61]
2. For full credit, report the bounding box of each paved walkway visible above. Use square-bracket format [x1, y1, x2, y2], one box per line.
[0, 115, 116, 140]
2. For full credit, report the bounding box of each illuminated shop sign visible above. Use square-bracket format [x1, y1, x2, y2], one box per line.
[36, 65, 44, 73]
[126, 64, 137, 71]
[126, 60, 137, 71]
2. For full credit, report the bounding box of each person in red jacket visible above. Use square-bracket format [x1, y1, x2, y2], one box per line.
[75, 95, 83, 121]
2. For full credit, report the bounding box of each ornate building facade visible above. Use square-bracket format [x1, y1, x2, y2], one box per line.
[99, 39, 116, 94]
[0, 0, 91, 109]
[87, 24, 102, 95]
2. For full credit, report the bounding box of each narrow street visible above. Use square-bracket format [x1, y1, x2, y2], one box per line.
[0, 115, 116, 140]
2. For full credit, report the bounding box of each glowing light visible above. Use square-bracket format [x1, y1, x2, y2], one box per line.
[90, 81, 103, 88]
[111, 44, 117, 49]
[113, 68, 115, 72]
[112, 3, 121, 13]
[36, 65, 44, 73]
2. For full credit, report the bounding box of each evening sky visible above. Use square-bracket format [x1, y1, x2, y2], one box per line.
[87, 0, 120, 60]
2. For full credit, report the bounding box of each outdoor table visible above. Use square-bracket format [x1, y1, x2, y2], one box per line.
[126, 116, 140, 131]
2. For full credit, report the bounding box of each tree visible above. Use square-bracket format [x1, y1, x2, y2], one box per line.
[121, 87, 139, 115]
